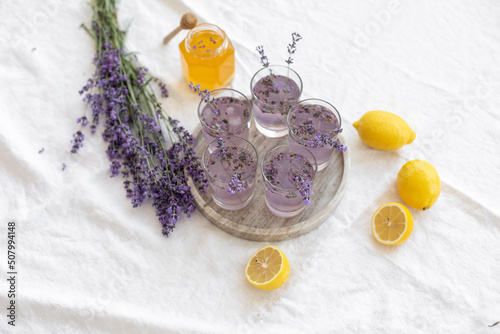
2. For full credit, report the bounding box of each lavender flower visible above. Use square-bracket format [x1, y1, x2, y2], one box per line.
[216, 137, 228, 158]
[291, 171, 313, 205]
[228, 171, 246, 194]
[71, 2, 208, 236]
[62, 163, 67, 171]
[285, 32, 302, 65]
[136, 67, 148, 87]
[110, 161, 121, 177]
[154, 78, 169, 98]
[38, 147, 45, 154]
[189, 82, 219, 116]
[256, 45, 270, 68]
[77, 116, 89, 126]
[71, 130, 85, 153]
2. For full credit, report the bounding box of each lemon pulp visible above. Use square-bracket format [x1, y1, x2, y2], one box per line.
[245, 245, 290, 291]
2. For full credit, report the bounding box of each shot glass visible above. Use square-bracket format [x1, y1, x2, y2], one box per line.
[261, 144, 317, 218]
[287, 99, 342, 171]
[202, 136, 258, 210]
[250, 65, 303, 138]
[198, 88, 252, 145]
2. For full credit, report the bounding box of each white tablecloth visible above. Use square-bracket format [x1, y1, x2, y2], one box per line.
[1, 0, 499, 333]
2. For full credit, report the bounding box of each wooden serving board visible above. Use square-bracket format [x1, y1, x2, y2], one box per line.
[187, 121, 350, 241]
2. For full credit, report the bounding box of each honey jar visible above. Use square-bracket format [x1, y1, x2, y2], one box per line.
[179, 23, 235, 91]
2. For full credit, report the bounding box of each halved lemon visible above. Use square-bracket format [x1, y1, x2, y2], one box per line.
[371, 202, 414, 245]
[245, 245, 290, 291]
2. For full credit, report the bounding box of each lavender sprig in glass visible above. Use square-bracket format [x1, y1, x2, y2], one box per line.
[284, 32, 302, 99]
[251, 33, 303, 137]
[194, 85, 252, 144]
[256, 45, 270, 68]
[216, 138, 246, 194]
[202, 137, 257, 210]
[287, 100, 346, 171]
[189, 82, 219, 116]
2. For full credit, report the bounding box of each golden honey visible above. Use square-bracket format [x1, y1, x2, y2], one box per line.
[179, 23, 235, 91]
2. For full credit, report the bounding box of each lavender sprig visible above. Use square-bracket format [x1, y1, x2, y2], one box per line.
[216, 137, 228, 158]
[228, 171, 246, 194]
[289, 105, 346, 152]
[284, 32, 301, 100]
[285, 32, 302, 65]
[215, 138, 247, 195]
[313, 131, 346, 152]
[291, 170, 313, 205]
[263, 152, 313, 205]
[189, 82, 219, 116]
[256, 45, 270, 68]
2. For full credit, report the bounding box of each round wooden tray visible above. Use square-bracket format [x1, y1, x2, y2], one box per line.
[187, 121, 350, 241]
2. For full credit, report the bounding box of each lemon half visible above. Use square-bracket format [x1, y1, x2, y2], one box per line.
[245, 245, 290, 291]
[372, 202, 414, 245]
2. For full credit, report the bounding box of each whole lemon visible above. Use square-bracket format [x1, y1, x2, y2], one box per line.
[353, 111, 416, 150]
[397, 160, 441, 210]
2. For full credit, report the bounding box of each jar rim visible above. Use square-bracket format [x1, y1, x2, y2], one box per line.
[185, 23, 228, 57]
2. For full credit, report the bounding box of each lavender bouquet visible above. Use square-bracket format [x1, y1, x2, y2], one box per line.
[72, 0, 207, 236]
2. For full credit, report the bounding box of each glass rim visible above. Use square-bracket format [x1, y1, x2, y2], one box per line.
[197, 88, 252, 134]
[260, 143, 318, 192]
[250, 65, 303, 107]
[286, 98, 342, 141]
[185, 23, 228, 56]
[202, 135, 259, 182]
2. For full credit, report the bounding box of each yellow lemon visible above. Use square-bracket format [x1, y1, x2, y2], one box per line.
[372, 202, 414, 245]
[353, 111, 416, 150]
[397, 160, 441, 210]
[245, 245, 290, 291]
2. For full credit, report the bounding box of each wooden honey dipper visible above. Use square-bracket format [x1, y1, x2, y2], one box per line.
[162, 13, 198, 45]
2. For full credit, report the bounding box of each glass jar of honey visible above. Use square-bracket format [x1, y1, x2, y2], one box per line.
[179, 23, 235, 91]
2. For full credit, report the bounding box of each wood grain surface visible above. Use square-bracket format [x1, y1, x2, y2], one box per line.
[187, 121, 350, 241]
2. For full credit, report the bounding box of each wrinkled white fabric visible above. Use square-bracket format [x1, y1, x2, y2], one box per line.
[0, 0, 499, 333]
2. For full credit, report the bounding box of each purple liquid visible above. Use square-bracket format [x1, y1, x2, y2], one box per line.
[200, 97, 250, 144]
[205, 146, 257, 209]
[288, 104, 340, 168]
[263, 152, 314, 216]
[252, 74, 301, 131]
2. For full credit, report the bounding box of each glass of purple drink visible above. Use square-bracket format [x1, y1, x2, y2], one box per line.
[197, 88, 252, 146]
[261, 144, 317, 218]
[250, 65, 303, 138]
[202, 136, 258, 210]
[287, 99, 345, 171]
